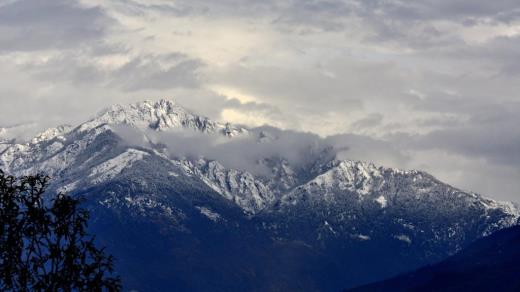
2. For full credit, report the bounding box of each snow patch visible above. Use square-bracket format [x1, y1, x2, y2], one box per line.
[394, 234, 412, 244]
[354, 234, 371, 241]
[31, 125, 71, 144]
[89, 149, 149, 183]
[78, 99, 247, 136]
[375, 195, 387, 208]
[196, 206, 222, 222]
[324, 221, 337, 234]
[57, 180, 79, 193]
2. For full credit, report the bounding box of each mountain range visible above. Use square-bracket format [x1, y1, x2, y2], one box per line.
[0, 99, 518, 291]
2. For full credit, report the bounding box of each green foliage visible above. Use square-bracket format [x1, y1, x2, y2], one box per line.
[0, 170, 121, 291]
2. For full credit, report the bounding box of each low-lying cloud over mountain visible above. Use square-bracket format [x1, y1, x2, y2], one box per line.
[115, 124, 334, 176]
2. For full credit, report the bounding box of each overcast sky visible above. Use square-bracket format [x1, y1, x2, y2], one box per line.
[0, 0, 519, 202]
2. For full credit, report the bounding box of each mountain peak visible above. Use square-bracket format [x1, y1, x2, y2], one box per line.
[77, 99, 247, 136]
[31, 124, 72, 144]
[139, 98, 180, 113]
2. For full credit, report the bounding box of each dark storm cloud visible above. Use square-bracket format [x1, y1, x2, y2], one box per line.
[0, 0, 114, 51]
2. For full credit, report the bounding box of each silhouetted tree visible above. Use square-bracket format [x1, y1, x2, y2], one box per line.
[0, 170, 121, 291]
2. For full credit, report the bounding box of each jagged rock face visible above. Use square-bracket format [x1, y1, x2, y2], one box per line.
[0, 99, 518, 291]
[183, 159, 275, 214]
[78, 99, 247, 136]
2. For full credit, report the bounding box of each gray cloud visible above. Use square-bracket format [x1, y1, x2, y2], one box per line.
[19, 52, 204, 91]
[397, 103, 520, 168]
[0, 0, 114, 51]
[112, 54, 204, 91]
[351, 0, 513, 21]
[210, 60, 408, 115]
[326, 133, 410, 168]
[0, 123, 41, 142]
[113, 0, 520, 36]
[350, 113, 384, 132]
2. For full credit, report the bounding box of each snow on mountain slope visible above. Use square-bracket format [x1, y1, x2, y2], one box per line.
[183, 159, 275, 214]
[277, 159, 519, 251]
[0, 141, 12, 155]
[78, 99, 247, 136]
[283, 159, 518, 222]
[0, 98, 518, 225]
[0, 100, 243, 174]
[0, 127, 6, 142]
[89, 148, 149, 184]
[291, 160, 385, 200]
[0, 124, 110, 177]
[30, 125, 72, 144]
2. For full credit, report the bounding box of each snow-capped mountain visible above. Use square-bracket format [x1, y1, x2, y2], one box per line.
[0, 99, 518, 291]
[78, 99, 247, 136]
